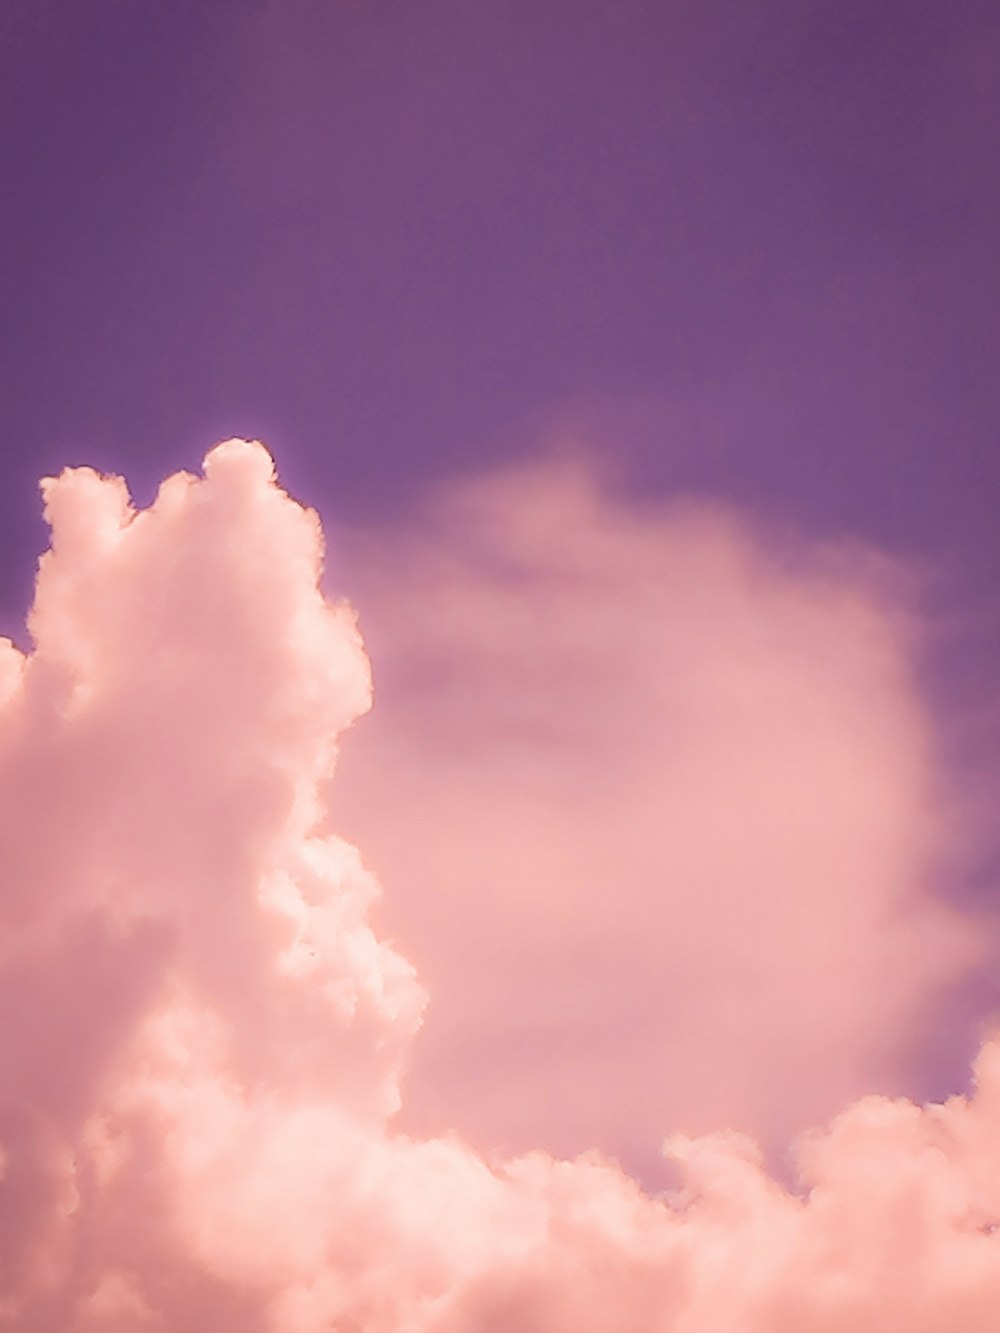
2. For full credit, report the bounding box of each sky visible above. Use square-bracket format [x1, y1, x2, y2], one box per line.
[2, 2, 1000, 1329]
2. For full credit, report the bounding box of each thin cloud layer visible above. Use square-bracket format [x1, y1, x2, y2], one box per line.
[334, 452, 981, 1168]
[0, 440, 997, 1331]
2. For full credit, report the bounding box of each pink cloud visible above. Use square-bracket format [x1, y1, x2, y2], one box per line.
[0, 440, 996, 1330]
[333, 451, 981, 1167]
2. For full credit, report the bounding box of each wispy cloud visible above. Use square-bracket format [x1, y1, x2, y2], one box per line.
[335, 450, 982, 1168]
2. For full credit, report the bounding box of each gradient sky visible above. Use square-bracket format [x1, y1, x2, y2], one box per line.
[2, 4, 1000, 1327]
[3, 2, 999, 577]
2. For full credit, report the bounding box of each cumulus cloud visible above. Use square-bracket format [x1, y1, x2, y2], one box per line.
[0, 439, 997, 1331]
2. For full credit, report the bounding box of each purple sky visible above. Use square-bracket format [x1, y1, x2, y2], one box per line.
[2, 3, 997, 766]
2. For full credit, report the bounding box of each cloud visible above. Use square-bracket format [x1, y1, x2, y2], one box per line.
[0, 439, 996, 1331]
[332, 450, 982, 1170]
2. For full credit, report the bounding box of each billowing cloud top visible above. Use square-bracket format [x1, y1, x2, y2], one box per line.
[0, 440, 997, 1331]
